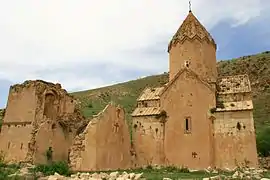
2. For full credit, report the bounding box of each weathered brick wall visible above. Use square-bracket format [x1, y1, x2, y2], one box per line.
[213, 110, 258, 169]
[132, 116, 165, 167]
[69, 103, 131, 171]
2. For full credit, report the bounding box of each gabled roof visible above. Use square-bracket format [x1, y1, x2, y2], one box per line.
[160, 67, 215, 96]
[137, 87, 164, 101]
[168, 11, 216, 52]
[217, 74, 251, 94]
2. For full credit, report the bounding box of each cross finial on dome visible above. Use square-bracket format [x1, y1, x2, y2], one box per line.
[189, 1, 192, 12]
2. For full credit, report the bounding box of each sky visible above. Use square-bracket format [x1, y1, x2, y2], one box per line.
[0, 0, 270, 108]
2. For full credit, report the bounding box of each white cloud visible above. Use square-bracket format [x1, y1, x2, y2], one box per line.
[0, 0, 268, 91]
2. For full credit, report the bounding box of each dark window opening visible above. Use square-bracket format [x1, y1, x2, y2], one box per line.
[185, 119, 189, 130]
[144, 102, 148, 107]
[51, 123, 56, 129]
[236, 122, 241, 130]
[185, 117, 191, 133]
[155, 128, 158, 133]
[8, 142, 10, 149]
[20, 143, 23, 150]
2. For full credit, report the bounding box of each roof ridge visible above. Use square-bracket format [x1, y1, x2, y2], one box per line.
[160, 68, 215, 96]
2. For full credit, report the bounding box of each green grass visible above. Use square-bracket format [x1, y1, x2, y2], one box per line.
[0, 163, 20, 180]
[264, 171, 270, 178]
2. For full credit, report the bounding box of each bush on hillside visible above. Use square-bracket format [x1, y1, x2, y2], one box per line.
[256, 126, 270, 157]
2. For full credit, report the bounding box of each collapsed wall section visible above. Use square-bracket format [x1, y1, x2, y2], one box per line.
[0, 80, 82, 164]
[0, 82, 37, 163]
[69, 102, 131, 171]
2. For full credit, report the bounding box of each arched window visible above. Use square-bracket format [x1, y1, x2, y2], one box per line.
[44, 92, 57, 119]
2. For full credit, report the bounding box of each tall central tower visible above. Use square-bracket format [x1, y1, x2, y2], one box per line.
[168, 9, 217, 83]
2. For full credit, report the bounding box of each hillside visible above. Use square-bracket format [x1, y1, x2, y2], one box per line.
[71, 51, 270, 130]
[0, 51, 270, 129]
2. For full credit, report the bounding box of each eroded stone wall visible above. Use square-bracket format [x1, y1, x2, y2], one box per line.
[213, 110, 258, 169]
[0, 80, 81, 164]
[0, 123, 32, 163]
[132, 116, 165, 167]
[69, 103, 131, 171]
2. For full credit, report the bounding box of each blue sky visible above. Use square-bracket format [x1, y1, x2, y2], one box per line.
[0, 0, 270, 108]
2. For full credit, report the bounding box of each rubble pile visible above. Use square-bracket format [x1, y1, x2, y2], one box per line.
[201, 167, 269, 180]
[41, 171, 143, 180]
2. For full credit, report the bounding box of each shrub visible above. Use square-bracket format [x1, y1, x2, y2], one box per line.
[256, 126, 270, 157]
[0, 151, 20, 179]
[31, 161, 71, 176]
[210, 108, 216, 114]
[46, 147, 53, 163]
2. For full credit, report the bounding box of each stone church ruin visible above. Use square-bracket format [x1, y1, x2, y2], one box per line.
[0, 8, 258, 171]
[69, 103, 131, 171]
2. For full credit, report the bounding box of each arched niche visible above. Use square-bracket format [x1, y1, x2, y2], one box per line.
[43, 90, 59, 120]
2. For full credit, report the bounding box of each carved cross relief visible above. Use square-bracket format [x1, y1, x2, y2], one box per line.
[113, 122, 120, 133]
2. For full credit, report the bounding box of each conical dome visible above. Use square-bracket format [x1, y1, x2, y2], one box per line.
[168, 11, 216, 52]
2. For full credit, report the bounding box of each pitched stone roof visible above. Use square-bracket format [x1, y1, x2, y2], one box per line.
[137, 87, 164, 101]
[215, 100, 253, 112]
[217, 74, 251, 94]
[131, 107, 160, 117]
[160, 67, 215, 96]
[168, 11, 216, 52]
